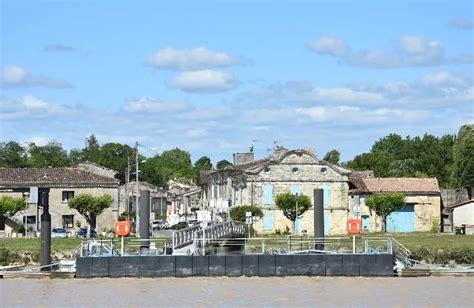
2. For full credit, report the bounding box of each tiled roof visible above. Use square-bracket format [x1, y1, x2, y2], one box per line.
[358, 177, 440, 194]
[227, 157, 273, 172]
[0, 167, 119, 188]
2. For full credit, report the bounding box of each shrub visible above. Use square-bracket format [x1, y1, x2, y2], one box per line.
[230, 205, 263, 222]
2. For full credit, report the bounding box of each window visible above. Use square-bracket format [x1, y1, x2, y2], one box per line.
[292, 167, 299, 174]
[26, 216, 36, 225]
[62, 191, 74, 203]
[62, 215, 74, 228]
[263, 184, 273, 206]
[320, 167, 328, 176]
[264, 167, 271, 174]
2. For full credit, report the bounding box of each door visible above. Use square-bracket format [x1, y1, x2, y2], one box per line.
[263, 213, 273, 231]
[386, 204, 415, 232]
[362, 215, 370, 231]
[263, 184, 273, 206]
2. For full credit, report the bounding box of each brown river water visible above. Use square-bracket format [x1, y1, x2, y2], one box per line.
[1, 276, 473, 307]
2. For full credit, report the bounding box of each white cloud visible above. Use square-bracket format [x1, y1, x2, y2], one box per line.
[296, 106, 429, 125]
[44, 43, 75, 52]
[1, 65, 72, 88]
[306, 36, 349, 56]
[168, 70, 237, 92]
[186, 128, 208, 137]
[122, 97, 187, 113]
[0, 95, 79, 120]
[449, 17, 473, 30]
[307, 35, 447, 68]
[421, 71, 468, 87]
[147, 47, 236, 70]
[304, 87, 385, 104]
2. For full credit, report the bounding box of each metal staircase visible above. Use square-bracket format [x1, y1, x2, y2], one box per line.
[171, 221, 245, 253]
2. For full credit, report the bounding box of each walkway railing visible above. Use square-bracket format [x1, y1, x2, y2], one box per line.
[172, 221, 245, 250]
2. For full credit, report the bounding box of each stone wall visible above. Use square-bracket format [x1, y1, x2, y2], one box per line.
[239, 152, 350, 235]
[355, 194, 441, 232]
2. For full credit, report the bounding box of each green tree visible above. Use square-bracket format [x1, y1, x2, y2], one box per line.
[0, 196, 26, 231]
[193, 156, 213, 179]
[99, 143, 135, 182]
[0, 196, 25, 217]
[68, 194, 113, 237]
[216, 159, 233, 170]
[230, 205, 263, 222]
[27, 142, 69, 167]
[275, 192, 312, 232]
[389, 159, 417, 177]
[82, 134, 101, 163]
[0, 141, 27, 167]
[323, 149, 341, 165]
[451, 124, 474, 188]
[365, 192, 405, 232]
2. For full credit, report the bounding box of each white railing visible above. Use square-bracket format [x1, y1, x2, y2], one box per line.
[172, 221, 245, 250]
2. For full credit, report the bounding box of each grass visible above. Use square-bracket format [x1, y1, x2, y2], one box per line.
[0, 236, 172, 259]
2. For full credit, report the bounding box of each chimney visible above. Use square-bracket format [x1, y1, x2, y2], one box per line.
[233, 152, 254, 165]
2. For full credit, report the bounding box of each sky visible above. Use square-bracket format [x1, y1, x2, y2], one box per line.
[1, 0, 473, 164]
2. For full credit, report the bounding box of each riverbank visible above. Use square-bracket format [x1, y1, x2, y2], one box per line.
[2, 276, 473, 307]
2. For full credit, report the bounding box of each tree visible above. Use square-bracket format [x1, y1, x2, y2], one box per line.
[82, 134, 101, 163]
[451, 124, 474, 188]
[275, 192, 312, 232]
[365, 192, 405, 232]
[0, 196, 25, 217]
[99, 143, 135, 182]
[0, 141, 27, 167]
[323, 149, 340, 165]
[68, 194, 113, 237]
[388, 159, 417, 177]
[0, 196, 26, 230]
[230, 205, 263, 222]
[216, 159, 233, 170]
[27, 141, 69, 167]
[193, 156, 213, 179]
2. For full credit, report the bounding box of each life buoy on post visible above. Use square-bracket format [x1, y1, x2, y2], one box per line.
[114, 221, 131, 236]
[347, 219, 362, 234]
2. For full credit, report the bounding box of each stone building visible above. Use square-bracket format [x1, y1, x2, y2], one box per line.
[200, 147, 353, 235]
[0, 164, 120, 237]
[349, 176, 441, 232]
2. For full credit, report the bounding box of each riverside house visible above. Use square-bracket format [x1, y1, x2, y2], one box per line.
[0, 163, 120, 237]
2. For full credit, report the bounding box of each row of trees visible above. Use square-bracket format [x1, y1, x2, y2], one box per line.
[325, 124, 472, 188]
[0, 135, 233, 188]
[1, 125, 472, 189]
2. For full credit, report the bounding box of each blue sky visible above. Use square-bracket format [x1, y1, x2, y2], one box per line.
[1, 0, 473, 163]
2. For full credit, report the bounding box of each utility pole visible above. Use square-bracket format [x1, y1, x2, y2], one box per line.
[135, 142, 140, 236]
[125, 157, 130, 220]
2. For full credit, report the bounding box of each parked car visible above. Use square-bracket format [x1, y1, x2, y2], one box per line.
[76, 228, 97, 238]
[187, 220, 200, 228]
[51, 228, 68, 238]
[151, 220, 165, 230]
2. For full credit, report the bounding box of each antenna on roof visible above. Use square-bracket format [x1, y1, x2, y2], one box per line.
[250, 139, 258, 152]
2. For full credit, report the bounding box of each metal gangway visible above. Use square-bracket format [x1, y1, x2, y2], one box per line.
[171, 221, 245, 251]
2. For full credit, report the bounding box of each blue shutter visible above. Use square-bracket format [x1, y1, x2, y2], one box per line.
[263, 213, 273, 231]
[294, 217, 301, 231]
[291, 184, 301, 195]
[386, 204, 415, 232]
[321, 184, 329, 207]
[324, 212, 330, 235]
[263, 184, 273, 206]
